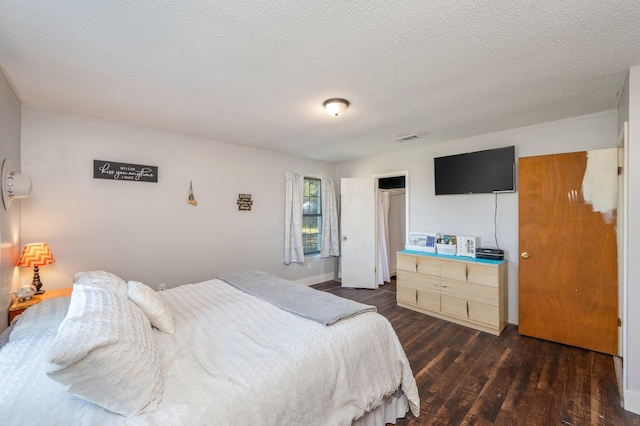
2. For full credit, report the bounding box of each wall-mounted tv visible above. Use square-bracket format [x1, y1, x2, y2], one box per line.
[434, 146, 516, 195]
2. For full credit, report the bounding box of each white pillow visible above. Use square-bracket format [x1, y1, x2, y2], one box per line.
[128, 281, 176, 334]
[45, 285, 163, 416]
[73, 270, 128, 297]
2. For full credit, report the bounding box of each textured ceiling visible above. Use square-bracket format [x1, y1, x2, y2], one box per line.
[1, 1, 640, 162]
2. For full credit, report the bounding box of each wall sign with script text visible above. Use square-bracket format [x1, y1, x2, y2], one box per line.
[93, 160, 158, 183]
[237, 194, 253, 211]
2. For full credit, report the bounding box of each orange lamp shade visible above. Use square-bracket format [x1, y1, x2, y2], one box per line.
[17, 243, 55, 267]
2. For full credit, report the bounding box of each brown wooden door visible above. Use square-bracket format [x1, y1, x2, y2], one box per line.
[518, 151, 618, 355]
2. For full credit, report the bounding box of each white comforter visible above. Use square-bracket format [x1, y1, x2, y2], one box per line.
[0, 278, 419, 425]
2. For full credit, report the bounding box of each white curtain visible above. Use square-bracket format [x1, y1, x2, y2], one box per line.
[321, 177, 340, 258]
[376, 189, 391, 285]
[283, 171, 305, 264]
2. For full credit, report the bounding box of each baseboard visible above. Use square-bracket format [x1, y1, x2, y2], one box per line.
[624, 388, 640, 414]
[296, 272, 336, 287]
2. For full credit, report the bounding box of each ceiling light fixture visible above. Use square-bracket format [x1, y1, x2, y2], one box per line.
[323, 98, 350, 117]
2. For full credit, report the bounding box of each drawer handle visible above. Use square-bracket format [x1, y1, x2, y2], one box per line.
[415, 291, 418, 304]
[466, 301, 469, 318]
[465, 265, 469, 281]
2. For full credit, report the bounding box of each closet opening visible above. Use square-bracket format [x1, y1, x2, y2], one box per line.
[376, 173, 407, 286]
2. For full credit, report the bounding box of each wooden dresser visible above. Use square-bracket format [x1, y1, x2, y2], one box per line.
[396, 250, 507, 336]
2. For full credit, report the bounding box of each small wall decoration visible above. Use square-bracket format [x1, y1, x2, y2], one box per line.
[237, 194, 253, 211]
[188, 181, 198, 206]
[93, 160, 158, 182]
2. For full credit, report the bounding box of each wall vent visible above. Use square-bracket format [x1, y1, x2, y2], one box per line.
[395, 134, 420, 142]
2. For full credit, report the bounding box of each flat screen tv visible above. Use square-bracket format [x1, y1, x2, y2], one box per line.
[434, 146, 515, 195]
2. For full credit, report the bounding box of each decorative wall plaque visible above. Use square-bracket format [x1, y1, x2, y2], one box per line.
[237, 194, 253, 211]
[93, 160, 158, 182]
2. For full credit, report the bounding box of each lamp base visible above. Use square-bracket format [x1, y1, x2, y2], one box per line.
[32, 265, 45, 294]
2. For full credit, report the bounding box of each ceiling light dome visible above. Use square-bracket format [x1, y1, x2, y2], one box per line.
[323, 98, 350, 116]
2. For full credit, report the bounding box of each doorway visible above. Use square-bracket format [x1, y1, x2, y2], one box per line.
[339, 171, 409, 289]
[376, 172, 408, 286]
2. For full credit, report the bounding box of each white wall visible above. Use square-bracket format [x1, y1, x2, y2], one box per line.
[625, 65, 640, 413]
[336, 110, 618, 325]
[0, 71, 22, 332]
[20, 106, 337, 291]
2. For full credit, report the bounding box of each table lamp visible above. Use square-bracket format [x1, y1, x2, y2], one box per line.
[17, 243, 55, 294]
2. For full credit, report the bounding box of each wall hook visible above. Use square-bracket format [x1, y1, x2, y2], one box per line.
[188, 181, 198, 206]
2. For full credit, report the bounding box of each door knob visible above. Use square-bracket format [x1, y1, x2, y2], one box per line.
[521, 252, 530, 259]
[342, 236, 347, 241]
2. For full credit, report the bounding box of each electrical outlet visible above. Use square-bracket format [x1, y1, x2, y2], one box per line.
[158, 283, 166, 291]
[307, 262, 311, 270]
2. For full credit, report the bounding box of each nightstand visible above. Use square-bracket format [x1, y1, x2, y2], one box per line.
[9, 287, 72, 323]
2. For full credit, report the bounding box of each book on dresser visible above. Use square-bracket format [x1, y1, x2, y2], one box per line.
[396, 250, 507, 336]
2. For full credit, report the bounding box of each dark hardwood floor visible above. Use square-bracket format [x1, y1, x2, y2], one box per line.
[312, 279, 640, 426]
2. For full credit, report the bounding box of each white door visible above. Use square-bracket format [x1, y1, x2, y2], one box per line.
[341, 178, 377, 289]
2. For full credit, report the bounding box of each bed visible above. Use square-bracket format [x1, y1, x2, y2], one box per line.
[0, 270, 419, 425]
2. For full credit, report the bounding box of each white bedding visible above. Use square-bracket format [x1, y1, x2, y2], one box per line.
[0, 278, 419, 425]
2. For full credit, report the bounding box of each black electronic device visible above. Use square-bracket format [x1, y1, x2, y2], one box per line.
[475, 247, 505, 261]
[434, 146, 516, 195]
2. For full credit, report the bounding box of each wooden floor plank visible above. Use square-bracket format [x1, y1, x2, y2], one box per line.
[492, 344, 551, 425]
[594, 354, 632, 425]
[559, 346, 593, 425]
[463, 346, 520, 424]
[312, 279, 640, 425]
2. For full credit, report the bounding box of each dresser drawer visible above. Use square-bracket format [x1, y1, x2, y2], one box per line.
[468, 301, 499, 327]
[397, 270, 439, 290]
[467, 263, 500, 287]
[397, 284, 440, 312]
[440, 278, 498, 306]
[397, 254, 418, 272]
[440, 294, 499, 327]
[397, 253, 440, 276]
[417, 256, 440, 276]
[440, 294, 467, 319]
[440, 259, 498, 287]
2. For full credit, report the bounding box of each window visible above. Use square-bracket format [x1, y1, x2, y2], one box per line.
[303, 177, 322, 255]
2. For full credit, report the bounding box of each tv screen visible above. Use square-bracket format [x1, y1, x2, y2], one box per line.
[434, 146, 515, 195]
